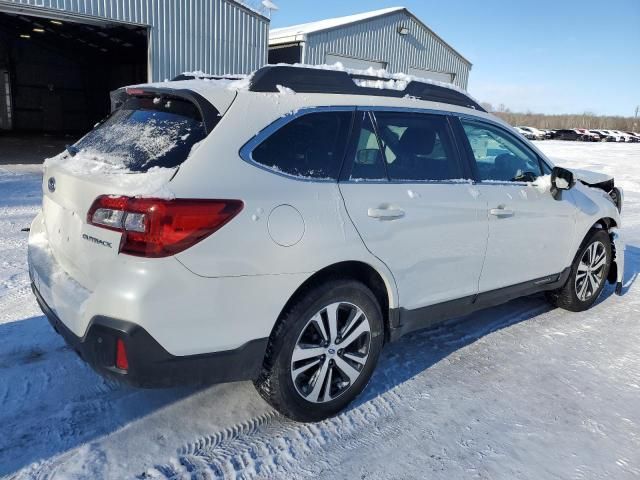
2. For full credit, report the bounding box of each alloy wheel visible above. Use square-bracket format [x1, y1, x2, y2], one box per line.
[290, 302, 371, 404]
[575, 240, 607, 301]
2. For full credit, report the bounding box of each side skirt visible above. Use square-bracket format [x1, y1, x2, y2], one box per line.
[389, 268, 571, 342]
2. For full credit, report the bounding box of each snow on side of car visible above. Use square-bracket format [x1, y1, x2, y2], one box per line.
[28, 229, 92, 310]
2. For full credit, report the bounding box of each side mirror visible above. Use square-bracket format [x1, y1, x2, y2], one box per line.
[551, 166, 575, 200]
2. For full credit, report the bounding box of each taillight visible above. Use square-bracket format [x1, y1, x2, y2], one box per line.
[87, 196, 243, 258]
[115, 338, 129, 371]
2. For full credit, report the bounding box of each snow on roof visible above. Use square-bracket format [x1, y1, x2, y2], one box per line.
[132, 63, 482, 109]
[269, 7, 405, 39]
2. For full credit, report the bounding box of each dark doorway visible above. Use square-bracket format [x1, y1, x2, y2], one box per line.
[0, 11, 147, 163]
[268, 43, 303, 65]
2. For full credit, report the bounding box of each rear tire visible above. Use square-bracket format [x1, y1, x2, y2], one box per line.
[254, 279, 384, 422]
[546, 229, 612, 312]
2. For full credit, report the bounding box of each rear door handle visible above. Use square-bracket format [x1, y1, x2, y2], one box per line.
[368, 207, 405, 220]
[489, 207, 514, 218]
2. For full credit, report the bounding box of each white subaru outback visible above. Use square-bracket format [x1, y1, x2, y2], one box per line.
[28, 66, 624, 422]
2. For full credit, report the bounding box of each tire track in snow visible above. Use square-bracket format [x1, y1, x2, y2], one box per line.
[144, 391, 405, 480]
[144, 301, 547, 480]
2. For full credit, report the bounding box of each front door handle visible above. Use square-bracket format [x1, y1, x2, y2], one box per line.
[489, 207, 515, 218]
[368, 207, 405, 220]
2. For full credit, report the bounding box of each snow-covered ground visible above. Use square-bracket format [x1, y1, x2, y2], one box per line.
[1, 141, 639, 479]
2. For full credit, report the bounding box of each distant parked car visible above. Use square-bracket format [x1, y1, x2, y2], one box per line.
[576, 129, 600, 142]
[590, 130, 610, 142]
[517, 126, 546, 140]
[586, 130, 603, 141]
[516, 127, 536, 140]
[600, 130, 625, 142]
[613, 130, 634, 142]
[555, 129, 579, 141]
[539, 129, 554, 139]
[625, 132, 640, 143]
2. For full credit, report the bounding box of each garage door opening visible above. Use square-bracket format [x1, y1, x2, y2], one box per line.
[0, 11, 148, 164]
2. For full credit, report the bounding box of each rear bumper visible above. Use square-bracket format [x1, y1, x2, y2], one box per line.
[32, 281, 268, 387]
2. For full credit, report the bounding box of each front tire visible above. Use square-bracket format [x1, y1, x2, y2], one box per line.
[547, 229, 612, 312]
[254, 279, 384, 422]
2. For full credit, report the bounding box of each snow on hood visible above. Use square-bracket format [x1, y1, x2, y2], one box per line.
[570, 168, 614, 185]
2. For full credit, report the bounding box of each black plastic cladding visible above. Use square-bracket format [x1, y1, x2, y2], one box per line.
[247, 65, 486, 112]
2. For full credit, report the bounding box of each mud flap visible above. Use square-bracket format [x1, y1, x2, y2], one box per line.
[609, 228, 624, 295]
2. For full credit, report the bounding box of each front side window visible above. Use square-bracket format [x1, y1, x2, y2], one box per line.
[374, 112, 462, 181]
[461, 120, 543, 182]
[252, 111, 352, 180]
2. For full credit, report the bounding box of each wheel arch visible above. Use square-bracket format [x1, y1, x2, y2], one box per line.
[273, 261, 398, 344]
[579, 217, 620, 285]
[593, 217, 618, 231]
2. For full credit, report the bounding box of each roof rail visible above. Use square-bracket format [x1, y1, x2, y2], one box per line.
[248, 65, 485, 112]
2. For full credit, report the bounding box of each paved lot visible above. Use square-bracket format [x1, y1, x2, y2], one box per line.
[0, 133, 75, 165]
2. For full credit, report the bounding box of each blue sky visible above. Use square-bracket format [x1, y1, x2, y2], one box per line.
[269, 0, 639, 116]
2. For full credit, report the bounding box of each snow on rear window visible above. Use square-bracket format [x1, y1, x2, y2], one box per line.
[68, 96, 208, 173]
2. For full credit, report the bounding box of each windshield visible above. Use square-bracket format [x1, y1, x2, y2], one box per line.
[72, 95, 209, 172]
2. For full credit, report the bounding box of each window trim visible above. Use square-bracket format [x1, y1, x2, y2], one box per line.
[238, 106, 356, 183]
[453, 114, 554, 185]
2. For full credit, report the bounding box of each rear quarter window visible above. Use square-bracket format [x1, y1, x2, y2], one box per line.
[72, 95, 210, 172]
[250, 111, 352, 180]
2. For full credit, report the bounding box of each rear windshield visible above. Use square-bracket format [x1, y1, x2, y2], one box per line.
[72, 95, 209, 172]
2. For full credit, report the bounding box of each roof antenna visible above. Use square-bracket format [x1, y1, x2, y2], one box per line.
[261, 0, 279, 18]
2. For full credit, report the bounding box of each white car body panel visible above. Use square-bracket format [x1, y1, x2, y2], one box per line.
[29, 211, 313, 354]
[476, 182, 577, 291]
[340, 182, 488, 310]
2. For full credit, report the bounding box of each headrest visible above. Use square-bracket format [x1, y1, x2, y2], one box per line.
[398, 127, 436, 156]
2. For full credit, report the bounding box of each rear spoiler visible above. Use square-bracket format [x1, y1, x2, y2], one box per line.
[109, 87, 223, 134]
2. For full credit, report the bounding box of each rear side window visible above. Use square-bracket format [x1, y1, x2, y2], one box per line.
[373, 112, 463, 181]
[73, 96, 208, 172]
[251, 111, 352, 180]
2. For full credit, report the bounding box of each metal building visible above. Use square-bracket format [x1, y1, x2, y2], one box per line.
[0, 0, 269, 136]
[269, 7, 471, 90]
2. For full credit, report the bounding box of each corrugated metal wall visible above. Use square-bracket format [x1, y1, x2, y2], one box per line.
[304, 10, 470, 89]
[0, 0, 269, 80]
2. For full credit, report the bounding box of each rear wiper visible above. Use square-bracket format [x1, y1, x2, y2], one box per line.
[65, 145, 79, 157]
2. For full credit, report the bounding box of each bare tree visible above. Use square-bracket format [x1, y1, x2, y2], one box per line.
[484, 104, 640, 132]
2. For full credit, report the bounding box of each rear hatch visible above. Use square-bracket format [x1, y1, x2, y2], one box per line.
[41, 85, 235, 290]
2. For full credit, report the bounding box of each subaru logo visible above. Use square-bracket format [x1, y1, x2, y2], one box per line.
[327, 348, 336, 355]
[48, 177, 56, 193]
